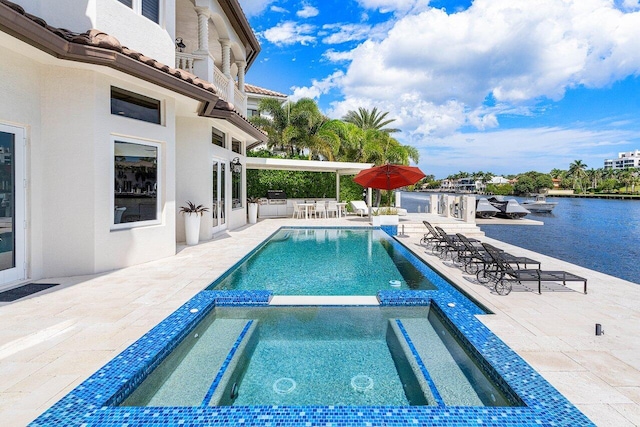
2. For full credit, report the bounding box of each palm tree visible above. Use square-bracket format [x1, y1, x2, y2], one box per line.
[568, 160, 588, 193]
[343, 107, 401, 134]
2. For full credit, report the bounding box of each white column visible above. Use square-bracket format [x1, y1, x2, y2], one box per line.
[429, 194, 438, 214]
[462, 195, 476, 223]
[194, 7, 209, 54]
[221, 39, 231, 78]
[236, 60, 246, 92]
[335, 172, 340, 201]
[367, 188, 372, 221]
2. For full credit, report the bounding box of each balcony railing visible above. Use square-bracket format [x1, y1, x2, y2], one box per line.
[174, 52, 247, 115]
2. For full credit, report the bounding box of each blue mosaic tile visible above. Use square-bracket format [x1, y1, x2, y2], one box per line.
[30, 227, 595, 427]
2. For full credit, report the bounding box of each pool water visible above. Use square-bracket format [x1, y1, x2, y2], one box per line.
[122, 306, 517, 407]
[209, 228, 437, 295]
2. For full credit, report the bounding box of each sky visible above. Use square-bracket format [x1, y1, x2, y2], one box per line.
[239, 0, 640, 178]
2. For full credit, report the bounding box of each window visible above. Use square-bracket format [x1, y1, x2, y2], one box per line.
[116, 0, 159, 23]
[247, 109, 259, 117]
[111, 87, 161, 124]
[212, 127, 225, 147]
[113, 139, 160, 227]
[232, 167, 242, 209]
[142, 0, 159, 23]
[232, 138, 242, 154]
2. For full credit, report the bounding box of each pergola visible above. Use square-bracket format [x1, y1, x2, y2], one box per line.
[245, 157, 374, 201]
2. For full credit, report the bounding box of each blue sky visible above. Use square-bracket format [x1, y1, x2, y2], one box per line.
[239, 0, 640, 178]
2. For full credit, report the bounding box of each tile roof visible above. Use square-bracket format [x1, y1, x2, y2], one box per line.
[0, 0, 265, 141]
[244, 83, 288, 98]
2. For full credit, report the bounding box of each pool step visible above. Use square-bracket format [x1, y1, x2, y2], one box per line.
[125, 318, 250, 406]
[399, 318, 484, 406]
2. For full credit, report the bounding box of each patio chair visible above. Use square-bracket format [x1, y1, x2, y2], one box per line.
[314, 201, 327, 218]
[349, 200, 369, 217]
[482, 243, 587, 295]
[291, 201, 303, 219]
[326, 201, 339, 218]
[455, 234, 541, 279]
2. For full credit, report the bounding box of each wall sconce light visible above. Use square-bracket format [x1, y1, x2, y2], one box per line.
[231, 157, 242, 174]
[595, 323, 604, 336]
[175, 37, 186, 52]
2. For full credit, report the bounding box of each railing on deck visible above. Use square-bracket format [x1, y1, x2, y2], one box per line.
[213, 66, 230, 100]
[175, 52, 202, 74]
[234, 86, 246, 114]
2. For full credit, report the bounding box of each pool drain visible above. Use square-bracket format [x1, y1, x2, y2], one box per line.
[273, 377, 297, 394]
[389, 280, 401, 287]
[351, 375, 374, 392]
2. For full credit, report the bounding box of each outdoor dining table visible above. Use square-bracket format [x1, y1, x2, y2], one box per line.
[298, 203, 315, 219]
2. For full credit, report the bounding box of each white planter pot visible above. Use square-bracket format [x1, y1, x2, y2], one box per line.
[378, 215, 399, 226]
[248, 203, 258, 224]
[184, 213, 201, 245]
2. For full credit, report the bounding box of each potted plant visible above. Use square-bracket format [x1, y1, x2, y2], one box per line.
[247, 196, 260, 224]
[371, 207, 399, 226]
[179, 201, 209, 245]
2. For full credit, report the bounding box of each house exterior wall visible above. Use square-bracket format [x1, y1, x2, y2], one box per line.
[12, 0, 176, 65]
[0, 42, 178, 279]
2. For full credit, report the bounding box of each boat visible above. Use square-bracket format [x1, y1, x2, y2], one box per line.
[522, 194, 558, 213]
[487, 196, 530, 219]
[475, 197, 500, 218]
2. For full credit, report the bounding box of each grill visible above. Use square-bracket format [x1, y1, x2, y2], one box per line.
[267, 190, 286, 199]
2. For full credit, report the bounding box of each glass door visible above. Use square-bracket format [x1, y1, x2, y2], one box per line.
[0, 124, 25, 285]
[212, 159, 227, 233]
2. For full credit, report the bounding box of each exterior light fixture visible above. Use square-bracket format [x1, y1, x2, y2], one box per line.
[231, 157, 242, 174]
[595, 323, 604, 335]
[175, 37, 186, 52]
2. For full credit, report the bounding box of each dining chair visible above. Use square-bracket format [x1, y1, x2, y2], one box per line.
[326, 201, 338, 218]
[314, 201, 326, 218]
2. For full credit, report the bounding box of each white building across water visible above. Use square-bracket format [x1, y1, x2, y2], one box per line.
[0, 0, 298, 286]
[604, 150, 640, 169]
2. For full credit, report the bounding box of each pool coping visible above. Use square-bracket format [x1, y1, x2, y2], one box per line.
[29, 227, 595, 427]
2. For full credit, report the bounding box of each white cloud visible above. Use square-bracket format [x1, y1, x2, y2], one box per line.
[321, 23, 372, 44]
[355, 0, 424, 14]
[290, 71, 345, 101]
[416, 127, 640, 178]
[622, 0, 640, 11]
[270, 5, 288, 13]
[317, 0, 640, 138]
[261, 21, 316, 46]
[297, 4, 319, 18]
[322, 49, 354, 62]
[240, 0, 278, 17]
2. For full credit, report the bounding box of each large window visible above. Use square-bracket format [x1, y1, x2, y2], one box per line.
[113, 138, 160, 227]
[117, 0, 160, 23]
[111, 87, 161, 124]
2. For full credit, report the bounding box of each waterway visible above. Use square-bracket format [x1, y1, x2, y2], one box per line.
[399, 191, 640, 285]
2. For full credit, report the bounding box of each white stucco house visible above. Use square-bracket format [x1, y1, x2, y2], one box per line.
[0, 0, 273, 286]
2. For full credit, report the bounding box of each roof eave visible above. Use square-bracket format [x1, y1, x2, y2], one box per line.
[220, 0, 261, 71]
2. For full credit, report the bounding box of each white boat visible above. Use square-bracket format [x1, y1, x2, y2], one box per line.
[522, 194, 558, 213]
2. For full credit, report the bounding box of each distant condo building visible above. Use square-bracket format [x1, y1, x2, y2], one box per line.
[604, 150, 640, 169]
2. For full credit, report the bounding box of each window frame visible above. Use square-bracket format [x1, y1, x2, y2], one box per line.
[111, 135, 162, 230]
[231, 165, 243, 210]
[116, 0, 162, 25]
[111, 86, 162, 125]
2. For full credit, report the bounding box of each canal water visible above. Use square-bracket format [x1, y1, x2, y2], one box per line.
[399, 191, 640, 285]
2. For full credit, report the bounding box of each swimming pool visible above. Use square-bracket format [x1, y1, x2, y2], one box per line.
[31, 227, 594, 426]
[121, 306, 519, 407]
[209, 228, 437, 295]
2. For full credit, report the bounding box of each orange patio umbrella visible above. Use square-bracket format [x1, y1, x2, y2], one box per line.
[353, 164, 426, 190]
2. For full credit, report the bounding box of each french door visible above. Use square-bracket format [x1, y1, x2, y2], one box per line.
[212, 158, 227, 233]
[0, 124, 25, 285]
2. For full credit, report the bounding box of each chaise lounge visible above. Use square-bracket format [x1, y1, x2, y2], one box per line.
[349, 200, 408, 217]
[482, 243, 588, 295]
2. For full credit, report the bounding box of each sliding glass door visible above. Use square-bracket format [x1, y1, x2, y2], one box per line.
[0, 124, 25, 285]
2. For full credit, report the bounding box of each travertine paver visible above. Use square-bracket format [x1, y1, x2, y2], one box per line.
[0, 215, 638, 426]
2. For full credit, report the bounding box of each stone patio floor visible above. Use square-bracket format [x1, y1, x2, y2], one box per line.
[0, 215, 638, 426]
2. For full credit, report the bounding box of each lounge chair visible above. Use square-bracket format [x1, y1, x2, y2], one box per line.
[455, 234, 540, 278]
[482, 243, 587, 295]
[349, 200, 369, 216]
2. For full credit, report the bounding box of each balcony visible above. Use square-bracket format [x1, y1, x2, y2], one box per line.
[175, 52, 247, 115]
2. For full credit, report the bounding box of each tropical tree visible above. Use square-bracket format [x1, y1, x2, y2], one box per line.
[568, 160, 588, 193]
[343, 107, 401, 133]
